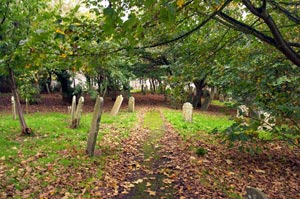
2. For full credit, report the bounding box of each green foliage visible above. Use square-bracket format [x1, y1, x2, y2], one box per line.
[195, 147, 207, 156]
[17, 72, 40, 104]
[163, 109, 233, 139]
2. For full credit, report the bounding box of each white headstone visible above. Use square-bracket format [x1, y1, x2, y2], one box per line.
[128, 96, 135, 112]
[257, 111, 275, 131]
[182, 102, 193, 123]
[236, 105, 249, 118]
[71, 95, 76, 122]
[11, 96, 16, 120]
[110, 95, 123, 116]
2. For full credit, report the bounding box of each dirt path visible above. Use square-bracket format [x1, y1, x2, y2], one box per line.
[95, 108, 227, 199]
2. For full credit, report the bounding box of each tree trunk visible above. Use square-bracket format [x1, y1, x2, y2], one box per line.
[8, 67, 31, 135]
[192, 79, 206, 108]
[55, 70, 74, 104]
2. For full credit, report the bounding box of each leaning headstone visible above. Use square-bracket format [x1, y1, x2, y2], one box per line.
[71, 96, 84, 128]
[70, 95, 76, 123]
[11, 96, 16, 120]
[245, 187, 268, 199]
[110, 95, 123, 116]
[86, 96, 104, 157]
[182, 102, 193, 122]
[128, 96, 135, 112]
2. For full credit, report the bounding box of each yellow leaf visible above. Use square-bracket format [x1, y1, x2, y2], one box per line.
[177, 0, 184, 8]
[55, 29, 65, 35]
[59, 54, 67, 58]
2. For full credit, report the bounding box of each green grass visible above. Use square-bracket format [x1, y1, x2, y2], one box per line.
[0, 111, 137, 197]
[163, 109, 233, 138]
[211, 100, 234, 107]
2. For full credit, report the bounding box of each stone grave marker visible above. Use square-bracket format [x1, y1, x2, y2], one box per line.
[70, 95, 76, 124]
[128, 96, 135, 112]
[87, 96, 104, 157]
[236, 105, 249, 118]
[257, 111, 275, 131]
[67, 106, 71, 114]
[110, 95, 123, 116]
[182, 102, 193, 122]
[219, 94, 224, 102]
[71, 96, 84, 128]
[11, 96, 16, 120]
[245, 186, 268, 199]
[25, 98, 29, 114]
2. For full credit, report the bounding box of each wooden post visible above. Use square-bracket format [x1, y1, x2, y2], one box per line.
[86, 96, 104, 157]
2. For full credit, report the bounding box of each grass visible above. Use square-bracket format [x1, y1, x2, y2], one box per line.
[0, 111, 137, 197]
[163, 109, 233, 139]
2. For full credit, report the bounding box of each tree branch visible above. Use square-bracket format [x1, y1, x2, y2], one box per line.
[141, 0, 232, 49]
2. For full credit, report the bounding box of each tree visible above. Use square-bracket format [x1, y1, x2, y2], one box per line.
[0, 0, 48, 135]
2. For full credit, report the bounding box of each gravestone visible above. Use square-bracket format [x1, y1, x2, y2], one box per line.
[201, 88, 211, 111]
[25, 98, 29, 114]
[71, 96, 84, 128]
[182, 102, 193, 122]
[219, 94, 225, 102]
[245, 187, 268, 199]
[128, 96, 135, 112]
[70, 95, 76, 123]
[87, 96, 104, 157]
[11, 96, 16, 120]
[236, 105, 249, 118]
[257, 111, 275, 131]
[67, 106, 71, 114]
[110, 95, 123, 116]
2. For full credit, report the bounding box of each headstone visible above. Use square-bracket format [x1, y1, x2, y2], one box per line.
[257, 111, 275, 131]
[128, 96, 135, 112]
[25, 98, 29, 114]
[110, 95, 123, 116]
[201, 88, 211, 111]
[182, 102, 193, 122]
[67, 106, 71, 114]
[70, 95, 76, 122]
[236, 105, 249, 118]
[219, 94, 224, 102]
[245, 187, 268, 199]
[71, 96, 84, 128]
[86, 96, 104, 157]
[11, 96, 16, 120]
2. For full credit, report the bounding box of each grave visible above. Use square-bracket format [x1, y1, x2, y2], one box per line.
[182, 102, 193, 122]
[128, 96, 135, 112]
[110, 95, 123, 116]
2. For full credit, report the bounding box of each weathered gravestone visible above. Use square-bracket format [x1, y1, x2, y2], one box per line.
[110, 95, 123, 116]
[128, 96, 135, 112]
[245, 187, 268, 199]
[71, 96, 84, 128]
[70, 95, 76, 123]
[201, 88, 211, 111]
[86, 96, 104, 157]
[25, 98, 29, 114]
[67, 106, 71, 114]
[257, 111, 275, 131]
[236, 105, 249, 118]
[219, 94, 225, 102]
[182, 102, 193, 122]
[11, 96, 16, 120]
